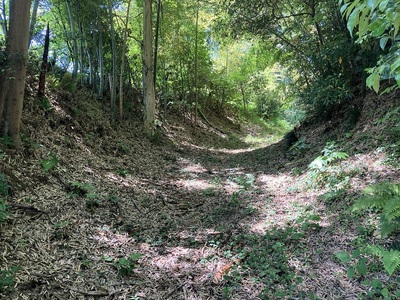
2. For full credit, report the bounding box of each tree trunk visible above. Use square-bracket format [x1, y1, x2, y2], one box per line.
[66, 0, 78, 79]
[38, 22, 50, 98]
[153, 0, 161, 89]
[0, 0, 7, 37]
[97, 11, 104, 100]
[108, 0, 117, 122]
[79, 22, 84, 85]
[29, 0, 40, 47]
[0, 0, 31, 148]
[119, 0, 132, 121]
[143, 0, 155, 135]
[194, 1, 199, 124]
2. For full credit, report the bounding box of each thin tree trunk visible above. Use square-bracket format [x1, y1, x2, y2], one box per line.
[29, 0, 40, 47]
[79, 22, 84, 84]
[143, 0, 155, 134]
[153, 0, 161, 89]
[66, 0, 78, 78]
[98, 11, 104, 100]
[119, 0, 132, 121]
[38, 22, 50, 98]
[108, 0, 117, 122]
[2, 0, 31, 148]
[194, 1, 199, 124]
[0, 0, 7, 37]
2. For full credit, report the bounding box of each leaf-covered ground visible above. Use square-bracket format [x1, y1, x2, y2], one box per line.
[1, 87, 400, 299]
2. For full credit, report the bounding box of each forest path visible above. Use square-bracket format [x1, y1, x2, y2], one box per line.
[1, 116, 393, 299]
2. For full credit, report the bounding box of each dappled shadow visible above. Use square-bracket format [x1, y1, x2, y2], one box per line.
[3, 91, 400, 299]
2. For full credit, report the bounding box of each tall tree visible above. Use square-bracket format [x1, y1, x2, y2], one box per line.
[153, 0, 162, 88]
[0, 0, 31, 148]
[119, 0, 132, 121]
[108, 0, 117, 121]
[194, 0, 199, 123]
[29, 0, 40, 47]
[38, 22, 50, 98]
[0, 0, 7, 37]
[143, 0, 156, 134]
[65, 0, 78, 78]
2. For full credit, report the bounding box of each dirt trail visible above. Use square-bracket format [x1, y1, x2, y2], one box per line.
[1, 92, 400, 299]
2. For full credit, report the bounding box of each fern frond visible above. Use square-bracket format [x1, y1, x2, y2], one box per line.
[352, 195, 388, 212]
[381, 250, 400, 275]
[382, 196, 400, 222]
[380, 218, 400, 237]
[365, 244, 386, 256]
[362, 183, 400, 197]
[366, 245, 400, 275]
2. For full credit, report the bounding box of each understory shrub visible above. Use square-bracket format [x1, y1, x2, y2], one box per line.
[300, 75, 354, 117]
[349, 183, 400, 277]
[254, 91, 281, 120]
[307, 142, 349, 191]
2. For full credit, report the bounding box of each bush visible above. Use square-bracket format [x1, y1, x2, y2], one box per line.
[254, 91, 281, 120]
[59, 72, 76, 92]
[300, 75, 354, 117]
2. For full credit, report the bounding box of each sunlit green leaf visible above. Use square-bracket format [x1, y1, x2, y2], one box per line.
[347, 8, 361, 35]
[382, 250, 400, 275]
[347, 266, 356, 278]
[366, 72, 380, 92]
[370, 18, 387, 36]
[352, 249, 361, 259]
[336, 252, 352, 263]
[394, 12, 400, 37]
[378, 0, 390, 12]
[379, 36, 390, 49]
[356, 260, 367, 275]
[367, 0, 379, 11]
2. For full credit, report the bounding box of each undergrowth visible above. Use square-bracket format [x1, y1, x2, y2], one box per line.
[219, 214, 321, 299]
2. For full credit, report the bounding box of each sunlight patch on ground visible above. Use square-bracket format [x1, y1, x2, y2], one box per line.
[105, 172, 137, 187]
[93, 225, 133, 248]
[178, 158, 208, 174]
[151, 247, 199, 274]
[176, 179, 213, 191]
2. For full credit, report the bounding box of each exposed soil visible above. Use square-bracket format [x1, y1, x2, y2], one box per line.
[1, 86, 400, 299]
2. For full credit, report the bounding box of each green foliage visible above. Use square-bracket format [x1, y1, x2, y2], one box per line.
[307, 142, 349, 190]
[116, 168, 131, 177]
[288, 137, 310, 156]
[318, 189, 347, 205]
[233, 174, 255, 191]
[254, 91, 282, 120]
[335, 249, 369, 279]
[39, 96, 52, 110]
[299, 75, 354, 116]
[340, 0, 400, 92]
[41, 153, 59, 172]
[112, 253, 142, 276]
[233, 227, 303, 298]
[68, 181, 95, 197]
[365, 245, 400, 276]
[0, 266, 18, 293]
[218, 210, 321, 298]
[59, 72, 76, 92]
[352, 183, 400, 237]
[106, 194, 119, 205]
